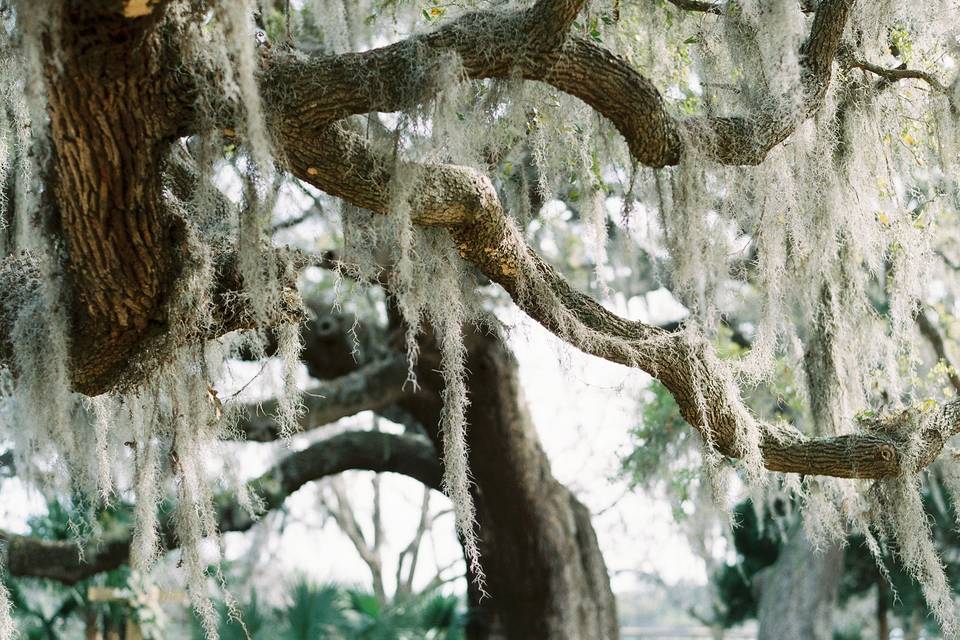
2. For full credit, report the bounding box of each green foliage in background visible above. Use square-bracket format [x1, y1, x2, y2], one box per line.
[192, 579, 465, 640]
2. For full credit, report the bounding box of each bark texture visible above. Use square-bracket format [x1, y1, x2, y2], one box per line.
[399, 327, 619, 640]
[2, 315, 618, 640]
[41, 3, 190, 393]
[755, 524, 844, 640]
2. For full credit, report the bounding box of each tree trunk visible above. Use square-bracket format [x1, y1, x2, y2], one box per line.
[877, 576, 889, 640]
[84, 607, 100, 640]
[755, 523, 843, 640]
[904, 609, 924, 640]
[753, 284, 844, 640]
[403, 327, 619, 640]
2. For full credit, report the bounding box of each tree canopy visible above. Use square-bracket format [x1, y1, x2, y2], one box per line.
[0, 0, 959, 637]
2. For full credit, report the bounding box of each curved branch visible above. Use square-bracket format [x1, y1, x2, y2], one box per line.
[279, 123, 960, 480]
[263, 0, 853, 167]
[238, 356, 409, 441]
[846, 57, 950, 95]
[0, 431, 439, 584]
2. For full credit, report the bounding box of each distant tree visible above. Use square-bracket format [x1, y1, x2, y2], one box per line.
[713, 485, 960, 640]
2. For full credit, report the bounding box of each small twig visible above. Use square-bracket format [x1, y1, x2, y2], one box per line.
[271, 208, 319, 232]
[916, 307, 960, 395]
[846, 55, 951, 101]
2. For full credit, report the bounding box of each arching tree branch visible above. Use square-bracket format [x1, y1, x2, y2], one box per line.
[263, 0, 853, 167]
[238, 356, 409, 441]
[0, 431, 439, 584]
[279, 123, 960, 481]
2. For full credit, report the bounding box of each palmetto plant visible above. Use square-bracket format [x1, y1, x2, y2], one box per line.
[195, 579, 464, 640]
[5, 500, 166, 639]
[344, 588, 464, 640]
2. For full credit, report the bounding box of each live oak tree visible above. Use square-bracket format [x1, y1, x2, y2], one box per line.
[0, 0, 959, 638]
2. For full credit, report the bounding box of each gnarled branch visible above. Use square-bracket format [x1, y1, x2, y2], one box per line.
[277, 122, 960, 481]
[263, 0, 853, 167]
[238, 356, 408, 441]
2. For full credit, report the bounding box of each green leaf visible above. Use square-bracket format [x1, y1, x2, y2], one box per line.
[349, 590, 382, 618]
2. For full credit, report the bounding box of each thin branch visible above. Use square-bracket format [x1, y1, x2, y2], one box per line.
[916, 308, 960, 395]
[271, 207, 319, 232]
[236, 355, 408, 441]
[396, 487, 432, 599]
[847, 56, 950, 96]
[321, 477, 387, 603]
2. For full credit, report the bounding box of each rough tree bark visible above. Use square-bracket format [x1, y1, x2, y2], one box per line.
[397, 325, 619, 640]
[755, 524, 844, 640]
[293, 312, 619, 639]
[1, 314, 619, 640]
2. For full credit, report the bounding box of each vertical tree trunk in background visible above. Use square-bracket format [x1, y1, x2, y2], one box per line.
[755, 523, 844, 640]
[905, 610, 924, 640]
[402, 327, 620, 640]
[877, 577, 889, 640]
[754, 285, 845, 640]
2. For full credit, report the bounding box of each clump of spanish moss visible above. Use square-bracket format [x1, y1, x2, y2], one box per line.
[340, 170, 488, 589]
[0, 581, 13, 640]
[128, 390, 165, 573]
[273, 322, 306, 439]
[876, 475, 958, 635]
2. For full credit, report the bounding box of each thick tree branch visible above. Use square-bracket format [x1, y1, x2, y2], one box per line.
[0, 431, 439, 584]
[40, 5, 196, 393]
[526, 0, 588, 48]
[281, 123, 960, 481]
[263, 0, 852, 167]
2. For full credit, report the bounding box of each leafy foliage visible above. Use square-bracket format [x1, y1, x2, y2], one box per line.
[5, 499, 170, 639]
[712, 479, 960, 636]
[190, 579, 465, 640]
